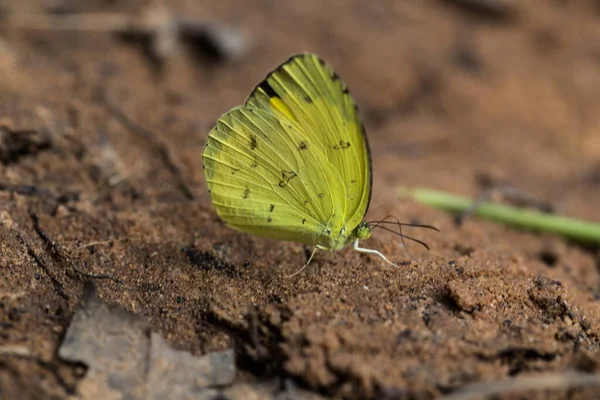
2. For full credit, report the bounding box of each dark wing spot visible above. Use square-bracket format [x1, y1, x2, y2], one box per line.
[317, 193, 324, 199]
[342, 85, 350, 94]
[269, 204, 274, 212]
[302, 218, 306, 225]
[259, 81, 279, 99]
[278, 170, 298, 188]
[303, 200, 309, 206]
[298, 141, 307, 150]
[249, 134, 257, 150]
[243, 188, 250, 199]
[350, 179, 357, 183]
[267, 217, 272, 223]
[231, 168, 239, 175]
[333, 140, 351, 150]
[304, 96, 313, 103]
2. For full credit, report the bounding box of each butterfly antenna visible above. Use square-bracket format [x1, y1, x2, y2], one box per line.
[368, 218, 439, 232]
[375, 225, 431, 250]
[366, 215, 395, 231]
[390, 216, 417, 262]
[368, 215, 437, 262]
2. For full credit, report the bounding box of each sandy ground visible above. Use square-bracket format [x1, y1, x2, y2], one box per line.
[1, 0, 600, 399]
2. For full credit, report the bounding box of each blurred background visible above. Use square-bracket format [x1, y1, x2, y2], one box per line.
[2, 0, 599, 217]
[1, 1, 600, 399]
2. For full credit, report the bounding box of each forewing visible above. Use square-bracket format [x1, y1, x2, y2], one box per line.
[246, 53, 371, 231]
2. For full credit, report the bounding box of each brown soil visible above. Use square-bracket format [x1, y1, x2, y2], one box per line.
[2, 1, 600, 399]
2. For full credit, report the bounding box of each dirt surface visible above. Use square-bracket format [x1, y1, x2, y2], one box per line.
[1, 0, 600, 399]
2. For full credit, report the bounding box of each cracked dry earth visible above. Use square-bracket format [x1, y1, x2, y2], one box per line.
[2, 0, 600, 399]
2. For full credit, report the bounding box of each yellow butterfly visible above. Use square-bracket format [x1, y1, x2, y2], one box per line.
[202, 53, 434, 273]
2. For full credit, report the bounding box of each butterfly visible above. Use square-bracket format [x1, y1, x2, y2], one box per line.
[202, 53, 435, 274]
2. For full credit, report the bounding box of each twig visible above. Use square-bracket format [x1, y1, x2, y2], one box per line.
[103, 100, 195, 200]
[1, 6, 250, 63]
[442, 372, 600, 400]
[30, 212, 61, 254]
[0, 182, 56, 200]
[16, 233, 68, 300]
[455, 184, 554, 226]
[453, 175, 555, 227]
[77, 239, 114, 249]
[0, 345, 32, 358]
[248, 308, 260, 351]
[29, 213, 121, 284]
[0, 182, 79, 213]
[73, 271, 122, 283]
[472, 174, 554, 212]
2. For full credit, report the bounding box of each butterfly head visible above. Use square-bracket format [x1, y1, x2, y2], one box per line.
[353, 221, 372, 241]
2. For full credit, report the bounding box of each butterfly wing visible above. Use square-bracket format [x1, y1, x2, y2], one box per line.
[202, 53, 371, 248]
[203, 105, 341, 245]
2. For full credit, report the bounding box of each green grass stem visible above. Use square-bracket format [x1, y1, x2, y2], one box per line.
[402, 187, 600, 244]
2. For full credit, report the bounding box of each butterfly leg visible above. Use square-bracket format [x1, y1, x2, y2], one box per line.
[286, 246, 319, 278]
[352, 240, 399, 268]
